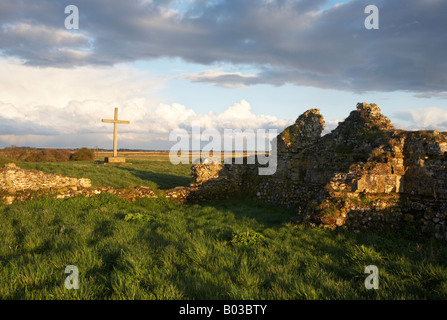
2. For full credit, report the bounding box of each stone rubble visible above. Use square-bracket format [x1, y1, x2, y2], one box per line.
[0, 163, 156, 205]
[0, 163, 91, 192]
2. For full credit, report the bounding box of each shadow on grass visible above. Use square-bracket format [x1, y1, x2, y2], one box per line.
[194, 198, 297, 229]
[116, 166, 191, 190]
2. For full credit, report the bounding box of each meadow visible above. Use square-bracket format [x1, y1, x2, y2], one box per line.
[0, 152, 447, 300]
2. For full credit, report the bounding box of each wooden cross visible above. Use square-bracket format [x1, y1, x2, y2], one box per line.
[102, 108, 130, 158]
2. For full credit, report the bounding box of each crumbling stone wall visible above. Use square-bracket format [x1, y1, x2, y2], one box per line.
[179, 103, 447, 241]
[0, 163, 156, 204]
[165, 162, 254, 202]
[0, 163, 91, 193]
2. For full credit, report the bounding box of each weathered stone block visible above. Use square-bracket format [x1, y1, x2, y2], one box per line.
[105, 157, 126, 163]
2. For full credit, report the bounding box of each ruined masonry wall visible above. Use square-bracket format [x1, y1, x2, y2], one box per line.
[0, 163, 156, 205]
[181, 103, 447, 241]
[0, 163, 91, 193]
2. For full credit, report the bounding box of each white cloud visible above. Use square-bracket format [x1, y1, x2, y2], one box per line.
[0, 58, 162, 110]
[393, 107, 447, 131]
[323, 119, 342, 135]
[213, 100, 291, 130]
[0, 59, 292, 149]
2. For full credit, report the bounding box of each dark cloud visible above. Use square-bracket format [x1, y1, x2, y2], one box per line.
[0, 0, 446, 95]
[0, 117, 59, 135]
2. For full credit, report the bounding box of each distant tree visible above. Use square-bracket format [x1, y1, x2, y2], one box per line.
[70, 148, 95, 161]
[25, 149, 72, 162]
[0, 147, 73, 162]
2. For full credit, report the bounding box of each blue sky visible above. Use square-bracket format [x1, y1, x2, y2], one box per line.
[0, 0, 446, 149]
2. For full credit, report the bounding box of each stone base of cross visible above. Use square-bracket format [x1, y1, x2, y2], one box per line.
[101, 107, 130, 164]
[104, 156, 127, 164]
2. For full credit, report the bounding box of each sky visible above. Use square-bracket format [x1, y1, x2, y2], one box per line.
[0, 0, 446, 150]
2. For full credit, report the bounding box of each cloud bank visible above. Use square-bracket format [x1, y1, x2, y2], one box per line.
[0, 60, 292, 149]
[0, 0, 446, 96]
[393, 107, 447, 132]
[1, 0, 446, 149]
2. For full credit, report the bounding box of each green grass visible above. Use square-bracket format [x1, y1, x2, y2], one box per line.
[1, 154, 447, 300]
[0, 194, 446, 300]
[0, 156, 11, 167]
[16, 160, 192, 191]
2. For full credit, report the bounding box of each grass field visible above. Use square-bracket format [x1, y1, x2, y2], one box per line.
[16, 152, 193, 192]
[0, 152, 447, 300]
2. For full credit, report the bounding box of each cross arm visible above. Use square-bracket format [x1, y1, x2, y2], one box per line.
[102, 119, 130, 124]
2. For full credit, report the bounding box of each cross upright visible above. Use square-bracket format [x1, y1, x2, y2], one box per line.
[102, 108, 130, 160]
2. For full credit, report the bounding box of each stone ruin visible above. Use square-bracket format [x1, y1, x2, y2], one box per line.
[0, 163, 156, 204]
[0, 163, 92, 192]
[2, 102, 447, 241]
[167, 103, 447, 241]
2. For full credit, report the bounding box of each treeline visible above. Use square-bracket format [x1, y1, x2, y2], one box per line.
[0, 146, 95, 162]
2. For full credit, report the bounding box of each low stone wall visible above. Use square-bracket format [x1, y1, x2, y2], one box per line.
[253, 178, 325, 210]
[0, 163, 156, 205]
[0, 163, 91, 193]
[165, 163, 252, 203]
